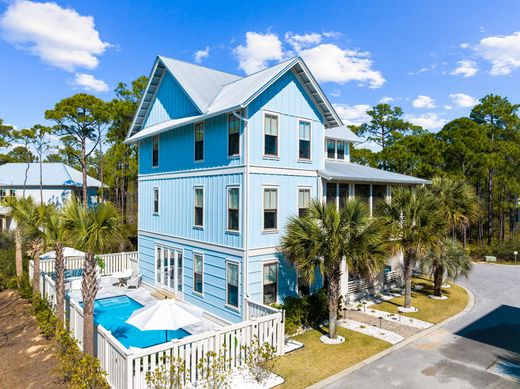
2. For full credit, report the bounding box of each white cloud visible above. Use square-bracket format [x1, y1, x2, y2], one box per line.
[408, 63, 437, 75]
[299, 43, 385, 88]
[449, 93, 478, 108]
[70, 73, 109, 92]
[194, 46, 210, 63]
[450, 60, 478, 78]
[0, 0, 110, 72]
[333, 103, 371, 126]
[330, 89, 341, 97]
[285, 32, 322, 51]
[406, 113, 446, 130]
[234, 32, 285, 75]
[322, 31, 343, 38]
[476, 31, 520, 75]
[379, 96, 393, 104]
[460, 43, 470, 49]
[412, 95, 436, 109]
[444, 105, 453, 110]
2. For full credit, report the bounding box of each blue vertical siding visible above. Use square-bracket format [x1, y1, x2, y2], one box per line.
[139, 113, 243, 175]
[139, 173, 243, 249]
[143, 71, 200, 128]
[138, 232, 243, 323]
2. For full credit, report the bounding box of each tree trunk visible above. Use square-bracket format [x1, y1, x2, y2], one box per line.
[487, 169, 493, 245]
[32, 241, 42, 297]
[82, 252, 98, 356]
[82, 140, 88, 209]
[15, 227, 23, 277]
[403, 256, 413, 308]
[433, 266, 444, 297]
[477, 178, 484, 248]
[54, 242, 65, 322]
[327, 275, 340, 339]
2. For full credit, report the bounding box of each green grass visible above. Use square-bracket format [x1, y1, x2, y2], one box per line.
[273, 327, 390, 389]
[372, 276, 469, 324]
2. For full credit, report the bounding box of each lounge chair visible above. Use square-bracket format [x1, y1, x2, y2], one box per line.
[127, 273, 142, 289]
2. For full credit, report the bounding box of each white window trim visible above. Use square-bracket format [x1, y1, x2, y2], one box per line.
[193, 121, 205, 163]
[325, 138, 336, 160]
[226, 185, 240, 234]
[262, 111, 280, 159]
[262, 260, 279, 305]
[225, 260, 240, 311]
[152, 135, 160, 168]
[192, 252, 204, 296]
[262, 185, 279, 233]
[227, 113, 241, 159]
[297, 186, 312, 217]
[193, 186, 204, 229]
[153, 186, 159, 215]
[336, 140, 347, 161]
[297, 118, 312, 162]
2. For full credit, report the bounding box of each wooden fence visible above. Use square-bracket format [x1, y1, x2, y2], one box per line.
[29, 254, 285, 389]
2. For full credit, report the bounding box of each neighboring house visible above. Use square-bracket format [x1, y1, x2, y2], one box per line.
[125, 56, 428, 323]
[0, 163, 102, 231]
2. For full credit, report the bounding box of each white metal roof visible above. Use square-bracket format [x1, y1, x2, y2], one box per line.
[126, 56, 342, 141]
[0, 163, 102, 188]
[325, 126, 363, 143]
[319, 161, 430, 185]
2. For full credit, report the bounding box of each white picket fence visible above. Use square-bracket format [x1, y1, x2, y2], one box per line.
[29, 254, 285, 389]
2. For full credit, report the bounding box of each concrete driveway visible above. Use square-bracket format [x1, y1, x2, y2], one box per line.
[320, 263, 520, 388]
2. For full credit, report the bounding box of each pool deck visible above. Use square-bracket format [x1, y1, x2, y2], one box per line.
[68, 276, 222, 337]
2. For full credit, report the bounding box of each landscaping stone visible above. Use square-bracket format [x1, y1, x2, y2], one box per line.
[320, 334, 345, 344]
[428, 294, 448, 300]
[398, 306, 419, 313]
[339, 319, 404, 344]
[360, 307, 433, 329]
[229, 369, 284, 389]
[342, 310, 422, 338]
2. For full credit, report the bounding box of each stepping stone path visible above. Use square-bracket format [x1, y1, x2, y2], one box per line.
[342, 310, 422, 339]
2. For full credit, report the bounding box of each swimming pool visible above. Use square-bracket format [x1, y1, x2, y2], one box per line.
[83, 296, 191, 349]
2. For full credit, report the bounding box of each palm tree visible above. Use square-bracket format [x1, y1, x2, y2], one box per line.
[62, 198, 122, 356]
[43, 205, 67, 321]
[381, 186, 446, 309]
[3, 196, 28, 277]
[423, 238, 472, 297]
[281, 199, 389, 340]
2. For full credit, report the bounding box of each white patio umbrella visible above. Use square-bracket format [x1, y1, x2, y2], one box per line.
[40, 247, 85, 260]
[126, 299, 201, 342]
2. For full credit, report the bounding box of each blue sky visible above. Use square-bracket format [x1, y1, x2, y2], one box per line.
[1, 0, 520, 135]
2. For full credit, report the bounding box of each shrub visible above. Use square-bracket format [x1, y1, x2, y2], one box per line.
[469, 239, 520, 261]
[241, 336, 277, 384]
[32, 296, 58, 339]
[195, 348, 231, 389]
[279, 288, 329, 335]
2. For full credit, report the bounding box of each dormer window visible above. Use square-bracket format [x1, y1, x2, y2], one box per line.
[326, 138, 348, 160]
[336, 141, 346, 160]
[326, 139, 335, 159]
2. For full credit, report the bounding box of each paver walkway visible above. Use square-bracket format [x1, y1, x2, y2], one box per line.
[343, 310, 422, 338]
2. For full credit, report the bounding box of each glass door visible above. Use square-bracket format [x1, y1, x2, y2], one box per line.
[155, 246, 183, 297]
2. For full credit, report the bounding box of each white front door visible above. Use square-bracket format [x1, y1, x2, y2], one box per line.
[156, 246, 183, 297]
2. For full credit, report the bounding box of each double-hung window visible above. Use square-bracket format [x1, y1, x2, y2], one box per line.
[193, 253, 203, 294]
[298, 188, 311, 217]
[228, 114, 240, 157]
[326, 138, 335, 159]
[336, 141, 346, 160]
[264, 114, 278, 157]
[194, 187, 204, 227]
[263, 262, 278, 304]
[153, 187, 159, 214]
[263, 188, 278, 230]
[152, 135, 159, 167]
[298, 120, 311, 160]
[194, 122, 204, 161]
[226, 262, 239, 308]
[227, 187, 239, 232]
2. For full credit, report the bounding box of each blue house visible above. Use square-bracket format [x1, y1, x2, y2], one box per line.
[125, 56, 428, 324]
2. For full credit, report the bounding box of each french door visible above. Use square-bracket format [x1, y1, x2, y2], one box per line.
[155, 246, 183, 296]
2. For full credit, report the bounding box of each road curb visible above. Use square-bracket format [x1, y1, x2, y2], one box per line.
[307, 283, 476, 389]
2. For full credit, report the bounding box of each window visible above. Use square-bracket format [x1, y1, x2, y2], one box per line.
[372, 185, 387, 215]
[326, 139, 335, 159]
[227, 187, 239, 231]
[194, 187, 204, 227]
[226, 262, 239, 308]
[298, 188, 311, 217]
[263, 188, 278, 230]
[264, 114, 278, 157]
[153, 187, 159, 214]
[263, 262, 278, 304]
[152, 135, 159, 167]
[193, 253, 203, 294]
[228, 114, 240, 157]
[298, 120, 311, 160]
[326, 183, 337, 204]
[339, 183, 349, 208]
[194, 122, 204, 161]
[336, 141, 346, 160]
[355, 184, 370, 208]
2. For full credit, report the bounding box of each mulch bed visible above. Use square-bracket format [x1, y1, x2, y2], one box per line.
[0, 290, 65, 388]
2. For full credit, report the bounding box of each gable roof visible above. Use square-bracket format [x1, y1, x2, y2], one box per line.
[126, 56, 342, 142]
[0, 163, 102, 188]
[326, 125, 363, 143]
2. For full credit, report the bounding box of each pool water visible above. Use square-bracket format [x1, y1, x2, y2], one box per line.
[83, 296, 191, 349]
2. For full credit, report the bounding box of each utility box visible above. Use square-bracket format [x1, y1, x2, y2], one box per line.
[485, 256, 497, 262]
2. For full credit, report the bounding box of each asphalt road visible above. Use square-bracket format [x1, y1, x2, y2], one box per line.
[322, 263, 520, 389]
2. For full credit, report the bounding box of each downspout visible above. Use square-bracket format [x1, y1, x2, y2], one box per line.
[232, 109, 250, 321]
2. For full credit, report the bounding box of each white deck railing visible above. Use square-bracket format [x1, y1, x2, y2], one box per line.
[384, 270, 401, 285]
[30, 254, 285, 389]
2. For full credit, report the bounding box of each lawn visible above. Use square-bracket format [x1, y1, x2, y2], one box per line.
[372, 276, 469, 324]
[273, 327, 390, 389]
